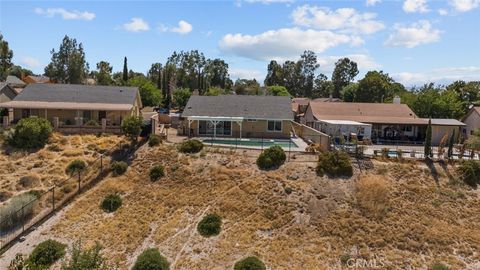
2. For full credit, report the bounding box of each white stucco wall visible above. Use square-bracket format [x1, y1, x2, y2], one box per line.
[463, 110, 480, 138]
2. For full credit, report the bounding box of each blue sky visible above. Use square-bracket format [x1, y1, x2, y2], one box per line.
[1, 0, 479, 86]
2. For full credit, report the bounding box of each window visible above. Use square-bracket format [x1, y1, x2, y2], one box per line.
[267, 120, 282, 132]
[402, 125, 412, 132]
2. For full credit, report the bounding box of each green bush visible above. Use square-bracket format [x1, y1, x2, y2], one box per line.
[149, 134, 162, 147]
[121, 116, 144, 141]
[316, 151, 353, 178]
[133, 248, 170, 270]
[111, 161, 128, 176]
[61, 241, 109, 270]
[65, 159, 87, 176]
[431, 262, 451, 270]
[150, 165, 165, 182]
[178, 139, 203, 153]
[457, 160, 480, 187]
[234, 256, 266, 270]
[197, 214, 222, 237]
[256, 145, 286, 170]
[28, 239, 66, 268]
[101, 194, 122, 213]
[0, 193, 37, 232]
[8, 117, 53, 149]
[84, 119, 99, 126]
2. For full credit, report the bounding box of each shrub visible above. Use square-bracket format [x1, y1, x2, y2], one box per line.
[28, 239, 66, 268]
[101, 194, 122, 213]
[65, 159, 87, 176]
[356, 175, 390, 218]
[178, 139, 203, 153]
[316, 151, 353, 177]
[256, 145, 286, 170]
[61, 241, 109, 270]
[0, 193, 37, 232]
[431, 263, 451, 270]
[111, 161, 128, 176]
[133, 248, 170, 270]
[234, 256, 266, 270]
[47, 143, 62, 152]
[456, 160, 480, 187]
[18, 174, 40, 188]
[84, 119, 99, 126]
[197, 214, 222, 237]
[149, 134, 162, 147]
[150, 165, 165, 182]
[8, 117, 53, 149]
[121, 116, 144, 141]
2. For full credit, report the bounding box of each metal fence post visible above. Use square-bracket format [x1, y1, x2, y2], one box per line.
[288, 139, 291, 161]
[100, 155, 103, 174]
[52, 187, 55, 211]
[21, 204, 25, 233]
[261, 134, 264, 151]
[78, 171, 81, 193]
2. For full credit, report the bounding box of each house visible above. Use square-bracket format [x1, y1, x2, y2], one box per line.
[317, 120, 372, 142]
[6, 75, 27, 88]
[462, 107, 480, 138]
[427, 119, 466, 144]
[0, 84, 142, 133]
[22, 75, 51, 84]
[292, 97, 341, 124]
[180, 95, 293, 139]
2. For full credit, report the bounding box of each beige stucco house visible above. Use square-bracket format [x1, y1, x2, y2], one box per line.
[462, 107, 480, 138]
[180, 95, 293, 139]
[0, 83, 141, 133]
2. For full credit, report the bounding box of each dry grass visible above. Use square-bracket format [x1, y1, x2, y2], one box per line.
[14, 146, 479, 270]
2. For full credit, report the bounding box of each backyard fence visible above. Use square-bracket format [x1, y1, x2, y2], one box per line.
[0, 141, 132, 252]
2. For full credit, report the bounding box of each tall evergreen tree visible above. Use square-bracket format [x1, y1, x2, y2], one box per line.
[122, 57, 128, 82]
[447, 130, 455, 159]
[332, 58, 359, 98]
[95, 61, 113, 85]
[0, 34, 13, 81]
[264, 60, 283, 87]
[424, 119, 433, 158]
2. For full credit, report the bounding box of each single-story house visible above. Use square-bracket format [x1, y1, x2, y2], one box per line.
[0, 84, 142, 131]
[427, 119, 466, 144]
[462, 106, 480, 138]
[304, 101, 464, 145]
[22, 75, 51, 84]
[180, 95, 293, 139]
[292, 97, 341, 124]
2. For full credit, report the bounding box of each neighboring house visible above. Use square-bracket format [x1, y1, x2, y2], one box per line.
[292, 97, 341, 124]
[318, 120, 372, 141]
[0, 84, 142, 131]
[6, 75, 27, 88]
[22, 75, 51, 84]
[180, 95, 293, 139]
[462, 106, 480, 138]
[0, 82, 18, 103]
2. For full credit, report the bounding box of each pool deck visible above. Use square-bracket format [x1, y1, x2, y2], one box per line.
[195, 137, 308, 152]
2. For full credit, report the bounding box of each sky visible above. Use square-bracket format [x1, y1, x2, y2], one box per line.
[1, 0, 479, 87]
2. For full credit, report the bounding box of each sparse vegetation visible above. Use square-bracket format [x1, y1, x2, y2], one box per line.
[0, 193, 37, 232]
[133, 248, 170, 270]
[148, 134, 162, 147]
[355, 174, 390, 218]
[84, 119, 100, 126]
[149, 165, 165, 182]
[456, 160, 480, 187]
[234, 256, 266, 270]
[316, 151, 353, 177]
[178, 139, 203, 153]
[61, 241, 109, 270]
[101, 193, 122, 213]
[121, 116, 143, 141]
[27, 239, 66, 268]
[430, 262, 451, 270]
[197, 214, 222, 237]
[256, 145, 286, 170]
[7, 117, 53, 149]
[111, 160, 128, 176]
[65, 159, 87, 176]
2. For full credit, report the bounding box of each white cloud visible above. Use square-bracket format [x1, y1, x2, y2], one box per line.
[317, 54, 381, 73]
[384, 20, 441, 48]
[449, 0, 480, 12]
[122, 18, 150, 32]
[403, 0, 429, 13]
[366, 0, 381, 6]
[291, 5, 384, 34]
[438, 9, 449, 15]
[230, 68, 265, 80]
[34, 8, 95, 21]
[21, 56, 41, 69]
[393, 66, 480, 86]
[159, 20, 193, 34]
[220, 28, 363, 61]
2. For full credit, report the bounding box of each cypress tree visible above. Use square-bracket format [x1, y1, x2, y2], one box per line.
[447, 130, 455, 159]
[424, 119, 432, 158]
[122, 57, 128, 82]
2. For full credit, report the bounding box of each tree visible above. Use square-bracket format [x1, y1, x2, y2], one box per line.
[121, 116, 144, 141]
[447, 130, 455, 159]
[282, 60, 302, 97]
[312, 73, 333, 98]
[264, 60, 283, 86]
[204, 87, 224, 96]
[331, 58, 359, 98]
[0, 34, 13, 81]
[341, 83, 359, 102]
[147, 63, 163, 90]
[266, 85, 290, 96]
[7, 65, 33, 78]
[172, 88, 191, 109]
[465, 129, 480, 159]
[44, 35, 89, 84]
[128, 76, 162, 107]
[356, 71, 395, 103]
[424, 119, 432, 159]
[447, 80, 480, 114]
[8, 117, 53, 149]
[122, 57, 128, 82]
[298, 50, 319, 98]
[205, 58, 230, 89]
[409, 84, 464, 119]
[95, 61, 113, 85]
[233, 79, 261, 95]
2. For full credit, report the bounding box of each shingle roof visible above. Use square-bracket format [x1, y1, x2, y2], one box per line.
[6, 75, 26, 86]
[182, 95, 293, 120]
[26, 75, 50, 83]
[309, 102, 426, 125]
[0, 82, 18, 100]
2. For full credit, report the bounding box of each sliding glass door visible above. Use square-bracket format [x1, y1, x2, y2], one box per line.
[198, 120, 232, 136]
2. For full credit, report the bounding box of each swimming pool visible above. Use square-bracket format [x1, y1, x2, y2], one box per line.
[202, 138, 297, 148]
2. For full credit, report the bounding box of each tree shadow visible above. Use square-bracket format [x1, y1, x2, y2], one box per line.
[425, 159, 440, 186]
[438, 159, 455, 182]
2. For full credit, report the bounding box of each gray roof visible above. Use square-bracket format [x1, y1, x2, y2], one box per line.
[6, 75, 26, 86]
[427, 118, 466, 126]
[182, 95, 293, 120]
[13, 83, 139, 105]
[0, 82, 18, 100]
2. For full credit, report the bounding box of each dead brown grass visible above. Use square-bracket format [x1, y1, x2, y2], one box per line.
[355, 174, 390, 219]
